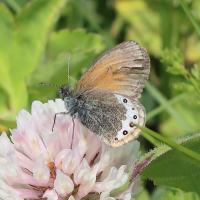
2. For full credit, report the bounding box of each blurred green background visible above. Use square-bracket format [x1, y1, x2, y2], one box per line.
[0, 0, 200, 199]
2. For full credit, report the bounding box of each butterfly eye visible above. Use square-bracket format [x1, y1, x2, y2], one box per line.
[133, 115, 137, 119]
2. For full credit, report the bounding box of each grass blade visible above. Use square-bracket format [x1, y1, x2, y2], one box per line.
[178, 0, 200, 37]
[146, 82, 192, 132]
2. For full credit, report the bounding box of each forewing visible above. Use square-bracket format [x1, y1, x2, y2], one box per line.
[75, 40, 150, 99]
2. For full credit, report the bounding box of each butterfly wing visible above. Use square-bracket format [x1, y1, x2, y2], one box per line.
[105, 95, 145, 147]
[77, 90, 145, 147]
[75, 40, 150, 99]
[72, 40, 150, 147]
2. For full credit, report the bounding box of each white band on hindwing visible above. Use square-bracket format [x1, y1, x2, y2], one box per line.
[114, 94, 145, 141]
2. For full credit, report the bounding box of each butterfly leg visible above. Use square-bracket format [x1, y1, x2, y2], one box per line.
[71, 117, 75, 149]
[52, 111, 69, 131]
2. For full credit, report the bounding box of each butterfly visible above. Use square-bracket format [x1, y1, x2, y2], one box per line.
[43, 41, 150, 147]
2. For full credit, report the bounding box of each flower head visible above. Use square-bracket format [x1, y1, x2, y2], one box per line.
[0, 99, 142, 200]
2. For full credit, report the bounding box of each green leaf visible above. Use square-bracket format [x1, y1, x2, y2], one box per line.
[178, 0, 200, 37]
[9, 0, 30, 10]
[139, 134, 200, 193]
[161, 47, 200, 97]
[160, 188, 199, 200]
[151, 186, 170, 200]
[173, 82, 195, 92]
[47, 29, 104, 59]
[135, 189, 149, 200]
[1, 0, 22, 12]
[28, 29, 104, 99]
[159, 98, 200, 138]
[114, 0, 162, 55]
[0, 118, 16, 129]
[0, 0, 65, 119]
[161, 47, 184, 75]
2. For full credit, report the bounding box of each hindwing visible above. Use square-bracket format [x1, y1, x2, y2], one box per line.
[76, 91, 145, 147]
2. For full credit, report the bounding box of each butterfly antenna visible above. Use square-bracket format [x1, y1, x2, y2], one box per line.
[68, 54, 70, 87]
[39, 82, 59, 88]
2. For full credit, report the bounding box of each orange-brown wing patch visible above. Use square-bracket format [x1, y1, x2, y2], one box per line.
[75, 40, 150, 99]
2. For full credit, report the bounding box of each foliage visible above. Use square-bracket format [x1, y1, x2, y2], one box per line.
[0, 0, 200, 199]
[139, 133, 200, 192]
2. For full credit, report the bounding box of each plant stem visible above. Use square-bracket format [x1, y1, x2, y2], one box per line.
[137, 126, 200, 166]
[141, 131, 161, 147]
[180, 65, 200, 97]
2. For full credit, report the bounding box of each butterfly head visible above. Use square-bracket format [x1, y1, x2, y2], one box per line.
[58, 85, 70, 99]
[40, 82, 71, 99]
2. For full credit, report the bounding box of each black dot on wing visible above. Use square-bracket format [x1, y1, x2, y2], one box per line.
[115, 137, 118, 141]
[129, 122, 135, 127]
[133, 115, 137, 119]
[132, 108, 135, 110]
[123, 130, 128, 135]
[123, 99, 127, 103]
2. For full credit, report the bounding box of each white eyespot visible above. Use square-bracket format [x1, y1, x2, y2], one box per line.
[123, 130, 128, 135]
[133, 115, 137, 119]
[123, 98, 128, 103]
